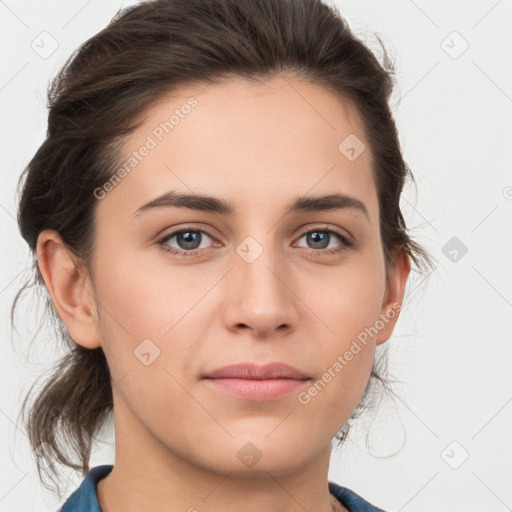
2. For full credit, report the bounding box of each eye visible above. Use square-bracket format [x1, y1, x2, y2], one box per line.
[156, 224, 353, 257]
[157, 226, 217, 256]
[295, 226, 352, 255]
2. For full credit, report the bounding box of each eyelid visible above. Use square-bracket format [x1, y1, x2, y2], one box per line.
[292, 222, 352, 242]
[156, 223, 216, 243]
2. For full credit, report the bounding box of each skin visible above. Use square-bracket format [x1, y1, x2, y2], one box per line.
[36, 74, 410, 512]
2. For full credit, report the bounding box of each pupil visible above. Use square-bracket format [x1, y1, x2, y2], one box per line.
[178, 231, 200, 250]
[309, 231, 328, 249]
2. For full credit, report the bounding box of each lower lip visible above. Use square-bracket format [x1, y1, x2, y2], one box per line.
[203, 377, 310, 401]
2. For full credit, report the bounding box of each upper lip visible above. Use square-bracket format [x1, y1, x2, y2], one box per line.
[203, 362, 310, 380]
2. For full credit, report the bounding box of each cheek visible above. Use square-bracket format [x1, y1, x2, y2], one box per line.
[311, 249, 386, 337]
[302, 249, 385, 405]
[94, 250, 204, 336]
[92, 251, 209, 386]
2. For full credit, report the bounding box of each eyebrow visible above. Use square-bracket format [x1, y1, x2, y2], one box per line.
[132, 191, 370, 222]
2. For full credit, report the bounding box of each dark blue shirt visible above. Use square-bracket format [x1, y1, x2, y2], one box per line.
[59, 464, 388, 512]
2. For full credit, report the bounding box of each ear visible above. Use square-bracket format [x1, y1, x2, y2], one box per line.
[36, 229, 102, 349]
[375, 247, 411, 346]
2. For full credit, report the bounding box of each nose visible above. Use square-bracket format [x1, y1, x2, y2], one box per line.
[223, 239, 300, 339]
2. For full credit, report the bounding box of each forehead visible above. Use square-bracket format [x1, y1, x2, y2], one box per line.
[99, 74, 378, 223]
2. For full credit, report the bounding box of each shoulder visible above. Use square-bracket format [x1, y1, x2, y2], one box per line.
[328, 481, 390, 512]
[59, 464, 113, 512]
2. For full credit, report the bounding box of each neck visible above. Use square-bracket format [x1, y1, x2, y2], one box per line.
[96, 393, 350, 512]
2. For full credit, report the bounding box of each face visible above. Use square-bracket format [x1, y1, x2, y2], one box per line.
[48, 75, 409, 477]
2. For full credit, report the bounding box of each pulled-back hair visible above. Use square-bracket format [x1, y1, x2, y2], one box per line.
[11, 0, 434, 497]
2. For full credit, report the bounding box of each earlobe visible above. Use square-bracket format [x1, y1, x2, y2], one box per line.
[375, 248, 411, 346]
[36, 229, 102, 349]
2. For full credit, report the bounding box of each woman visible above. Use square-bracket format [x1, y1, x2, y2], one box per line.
[12, 0, 433, 510]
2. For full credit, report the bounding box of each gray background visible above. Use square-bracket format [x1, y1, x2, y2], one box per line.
[1, 0, 511, 510]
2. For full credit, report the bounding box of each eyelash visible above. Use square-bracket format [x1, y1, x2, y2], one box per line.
[156, 224, 353, 258]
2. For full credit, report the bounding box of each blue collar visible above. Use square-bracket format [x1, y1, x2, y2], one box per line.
[328, 481, 388, 512]
[60, 465, 113, 512]
[60, 464, 387, 512]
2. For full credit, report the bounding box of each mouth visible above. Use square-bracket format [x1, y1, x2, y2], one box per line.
[202, 376, 311, 401]
[203, 361, 310, 380]
[202, 362, 311, 401]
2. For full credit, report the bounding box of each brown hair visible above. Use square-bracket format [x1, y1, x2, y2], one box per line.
[11, 0, 435, 497]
